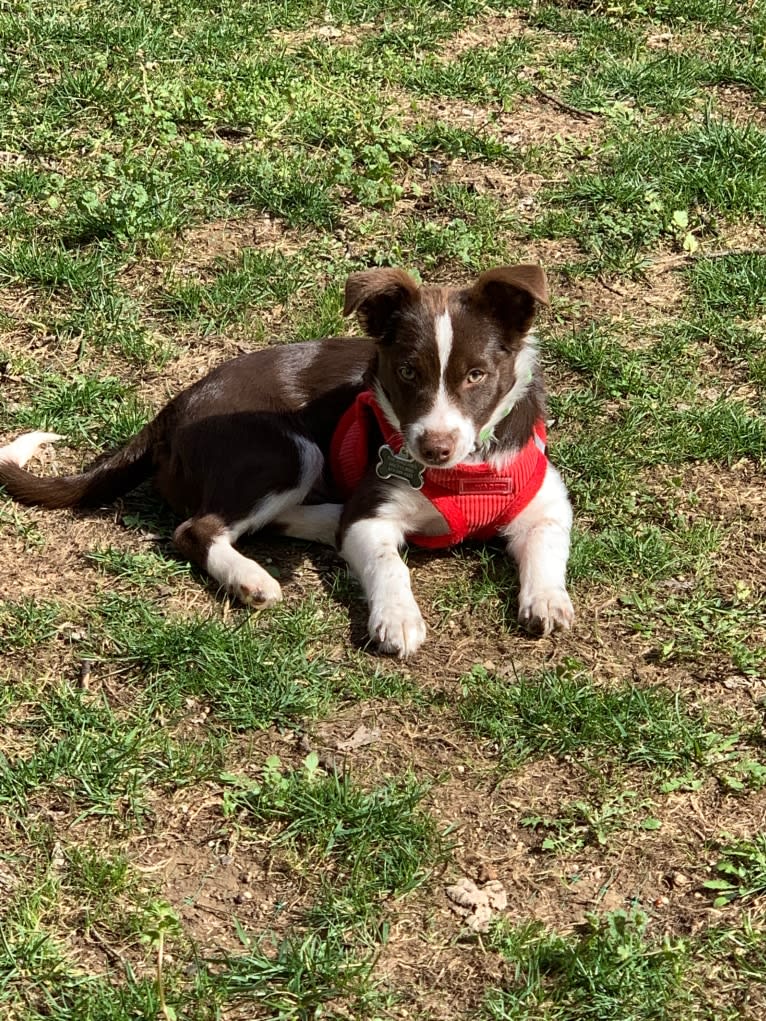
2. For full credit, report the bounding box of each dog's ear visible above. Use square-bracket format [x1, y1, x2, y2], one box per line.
[343, 268, 420, 341]
[468, 264, 549, 337]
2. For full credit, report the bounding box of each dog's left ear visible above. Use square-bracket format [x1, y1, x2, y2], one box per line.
[343, 268, 420, 341]
[468, 264, 549, 337]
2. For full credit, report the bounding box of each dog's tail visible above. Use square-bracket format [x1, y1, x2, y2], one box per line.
[0, 416, 164, 509]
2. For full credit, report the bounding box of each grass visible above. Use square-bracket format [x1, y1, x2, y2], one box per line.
[85, 546, 191, 587]
[530, 118, 766, 274]
[0, 680, 226, 822]
[483, 909, 693, 1021]
[210, 930, 385, 1018]
[8, 372, 149, 449]
[1, 0, 765, 1018]
[223, 754, 445, 929]
[624, 585, 766, 676]
[0, 598, 61, 651]
[521, 790, 661, 853]
[159, 248, 313, 331]
[91, 594, 342, 727]
[459, 662, 764, 784]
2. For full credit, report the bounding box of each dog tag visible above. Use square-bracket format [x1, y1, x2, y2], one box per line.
[375, 444, 425, 489]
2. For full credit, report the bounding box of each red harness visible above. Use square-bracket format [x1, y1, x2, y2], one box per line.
[330, 390, 548, 549]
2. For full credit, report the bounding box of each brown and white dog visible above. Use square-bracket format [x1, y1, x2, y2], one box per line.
[0, 264, 573, 657]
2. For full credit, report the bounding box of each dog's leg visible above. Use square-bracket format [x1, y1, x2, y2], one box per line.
[502, 465, 574, 636]
[273, 503, 342, 546]
[341, 517, 426, 658]
[174, 513, 283, 606]
[173, 435, 326, 606]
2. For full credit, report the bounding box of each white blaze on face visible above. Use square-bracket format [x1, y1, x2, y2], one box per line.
[405, 310, 476, 466]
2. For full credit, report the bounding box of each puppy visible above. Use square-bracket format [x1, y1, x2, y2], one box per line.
[0, 264, 573, 657]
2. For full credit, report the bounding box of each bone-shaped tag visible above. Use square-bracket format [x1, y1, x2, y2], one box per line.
[375, 444, 425, 489]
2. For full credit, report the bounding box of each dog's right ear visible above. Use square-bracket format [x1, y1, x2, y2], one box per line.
[343, 269, 419, 341]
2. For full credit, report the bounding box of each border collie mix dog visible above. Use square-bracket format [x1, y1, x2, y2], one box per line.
[0, 265, 573, 657]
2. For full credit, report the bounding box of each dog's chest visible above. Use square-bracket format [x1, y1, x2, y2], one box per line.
[328, 390, 549, 549]
[377, 482, 450, 538]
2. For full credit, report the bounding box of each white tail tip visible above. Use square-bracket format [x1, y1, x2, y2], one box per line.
[0, 431, 64, 468]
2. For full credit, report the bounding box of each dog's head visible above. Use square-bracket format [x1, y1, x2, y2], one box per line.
[344, 264, 548, 468]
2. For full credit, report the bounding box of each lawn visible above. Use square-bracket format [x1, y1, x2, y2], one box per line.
[1, 1, 765, 1018]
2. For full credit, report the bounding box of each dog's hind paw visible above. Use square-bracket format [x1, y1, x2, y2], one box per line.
[237, 572, 283, 608]
[369, 600, 426, 658]
[518, 587, 574, 637]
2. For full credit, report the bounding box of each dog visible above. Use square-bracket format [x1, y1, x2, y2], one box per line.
[0, 264, 573, 658]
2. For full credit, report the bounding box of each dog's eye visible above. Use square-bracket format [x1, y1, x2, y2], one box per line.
[466, 369, 486, 384]
[399, 365, 416, 382]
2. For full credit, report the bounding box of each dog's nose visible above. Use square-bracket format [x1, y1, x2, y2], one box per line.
[418, 430, 458, 465]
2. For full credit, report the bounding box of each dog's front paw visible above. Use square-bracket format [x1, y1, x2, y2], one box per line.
[518, 587, 574, 636]
[369, 599, 426, 658]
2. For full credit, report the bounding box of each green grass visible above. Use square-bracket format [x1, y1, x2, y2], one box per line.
[92, 595, 340, 727]
[521, 790, 661, 853]
[0, 878, 167, 1021]
[8, 372, 149, 450]
[483, 909, 692, 1021]
[624, 585, 766, 676]
[210, 930, 385, 1019]
[0, 599, 61, 651]
[531, 118, 766, 273]
[223, 755, 445, 928]
[85, 546, 191, 586]
[400, 39, 530, 103]
[159, 248, 312, 331]
[568, 520, 721, 584]
[459, 663, 763, 783]
[533, 8, 766, 115]
[0, 500, 46, 551]
[689, 254, 766, 317]
[90, 593, 429, 723]
[0, 681, 226, 822]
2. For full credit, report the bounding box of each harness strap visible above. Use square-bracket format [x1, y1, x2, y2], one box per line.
[330, 390, 548, 548]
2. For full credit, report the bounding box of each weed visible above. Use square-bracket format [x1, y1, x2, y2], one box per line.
[521, 790, 661, 853]
[705, 834, 766, 907]
[484, 909, 692, 1021]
